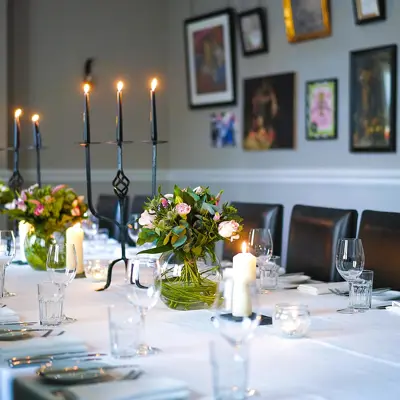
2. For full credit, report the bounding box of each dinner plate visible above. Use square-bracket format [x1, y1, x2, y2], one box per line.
[279, 275, 311, 285]
[372, 290, 400, 302]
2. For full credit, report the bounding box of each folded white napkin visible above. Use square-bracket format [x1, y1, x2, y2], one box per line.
[386, 301, 400, 315]
[0, 334, 87, 360]
[0, 306, 19, 323]
[298, 282, 348, 295]
[68, 376, 190, 400]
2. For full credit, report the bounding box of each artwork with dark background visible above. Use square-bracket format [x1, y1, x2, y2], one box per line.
[350, 44, 397, 152]
[243, 73, 296, 150]
[210, 112, 236, 148]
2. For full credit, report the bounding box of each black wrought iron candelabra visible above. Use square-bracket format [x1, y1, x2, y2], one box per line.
[1, 110, 43, 194]
[81, 81, 167, 291]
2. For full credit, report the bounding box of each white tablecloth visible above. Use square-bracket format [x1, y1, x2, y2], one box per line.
[1, 261, 400, 400]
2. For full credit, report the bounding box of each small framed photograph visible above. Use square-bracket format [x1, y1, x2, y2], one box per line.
[283, 0, 331, 43]
[305, 78, 338, 140]
[184, 8, 237, 109]
[350, 44, 397, 153]
[353, 0, 386, 25]
[238, 8, 268, 56]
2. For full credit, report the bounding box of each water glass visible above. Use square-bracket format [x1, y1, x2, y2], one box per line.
[108, 305, 141, 358]
[273, 303, 311, 338]
[210, 340, 248, 400]
[349, 270, 373, 311]
[0, 230, 16, 298]
[259, 255, 280, 293]
[38, 282, 64, 326]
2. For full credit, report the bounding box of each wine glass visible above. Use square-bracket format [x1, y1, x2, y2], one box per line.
[335, 238, 365, 314]
[81, 211, 99, 240]
[248, 228, 273, 270]
[46, 243, 77, 323]
[126, 258, 161, 356]
[212, 277, 261, 397]
[0, 231, 16, 298]
[127, 214, 141, 245]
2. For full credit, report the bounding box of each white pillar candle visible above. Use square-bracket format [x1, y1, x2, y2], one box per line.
[231, 242, 257, 317]
[223, 268, 233, 311]
[19, 221, 32, 262]
[66, 223, 84, 275]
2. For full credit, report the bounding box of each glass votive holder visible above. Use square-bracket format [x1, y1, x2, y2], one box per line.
[273, 303, 310, 338]
[84, 259, 109, 282]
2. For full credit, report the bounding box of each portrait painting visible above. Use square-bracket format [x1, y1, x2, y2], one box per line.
[184, 8, 236, 109]
[350, 44, 397, 153]
[306, 78, 337, 140]
[210, 112, 236, 148]
[243, 73, 296, 151]
[353, 0, 386, 24]
[283, 0, 331, 43]
[238, 8, 268, 56]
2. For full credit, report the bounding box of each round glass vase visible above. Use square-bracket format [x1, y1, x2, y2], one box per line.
[159, 250, 221, 311]
[24, 230, 56, 271]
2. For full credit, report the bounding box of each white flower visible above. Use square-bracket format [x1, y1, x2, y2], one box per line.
[193, 186, 204, 195]
[218, 220, 240, 239]
[4, 200, 16, 210]
[0, 184, 8, 192]
[27, 183, 38, 193]
[138, 210, 156, 228]
[164, 194, 173, 199]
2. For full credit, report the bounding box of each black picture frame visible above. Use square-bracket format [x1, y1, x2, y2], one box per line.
[238, 7, 268, 56]
[350, 44, 397, 153]
[305, 78, 338, 141]
[183, 8, 237, 109]
[353, 0, 386, 25]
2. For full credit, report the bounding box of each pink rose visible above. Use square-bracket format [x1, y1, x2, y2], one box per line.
[71, 207, 81, 217]
[213, 212, 221, 222]
[218, 220, 240, 239]
[52, 184, 66, 194]
[138, 210, 156, 228]
[160, 198, 169, 208]
[78, 196, 85, 203]
[34, 204, 44, 216]
[175, 203, 191, 216]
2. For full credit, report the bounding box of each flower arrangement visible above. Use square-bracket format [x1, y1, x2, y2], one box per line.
[138, 185, 243, 310]
[3, 184, 88, 236]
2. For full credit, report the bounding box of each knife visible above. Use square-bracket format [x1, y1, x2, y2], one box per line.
[10, 356, 105, 369]
[9, 351, 107, 363]
[38, 364, 141, 376]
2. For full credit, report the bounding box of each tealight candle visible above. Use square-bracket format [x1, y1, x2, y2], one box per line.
[273, 304, 310, 338]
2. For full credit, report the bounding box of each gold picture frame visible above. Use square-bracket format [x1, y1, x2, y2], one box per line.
[283, 0, 331, 43]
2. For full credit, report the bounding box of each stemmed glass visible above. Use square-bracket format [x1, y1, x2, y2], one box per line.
[46, 243, 77, 323]
[249, 228, 273, 272]
[0, 231, 16, 298]
[212, 277, 261, 398]
[81, 211, 99, 240]
[127, 213, 141, 245]
[126, 258, 161, 356]
[335, 238, 365, 314]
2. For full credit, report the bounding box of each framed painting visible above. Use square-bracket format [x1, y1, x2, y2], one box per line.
[350, 44, 397, 153]
[353, 0, 386, 25]
[305, 78, 338, 140]
[283, 0, 331, 43]
[243, 72, 296, 151]
[184, 8, 236, 109]
[238, 7, 268, 56]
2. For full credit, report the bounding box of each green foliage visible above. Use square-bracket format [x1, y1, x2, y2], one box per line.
[1, 184, 88, 236]
[137, 185, 243, 259]
[0, 182, 15, 205]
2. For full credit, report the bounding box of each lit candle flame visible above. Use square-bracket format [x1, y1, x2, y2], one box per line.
[83, 83, 90, 94]
[14, 109, 22, 118]
[32, 114, 39, 122]
[117, 81, 124, 92]
[241, 242, 247, 253]
[151, 78, 158, 91]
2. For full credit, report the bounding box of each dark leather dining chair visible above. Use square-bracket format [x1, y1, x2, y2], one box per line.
[286, 205, 358, 282]
[359, 210, 400, 291]
[222, 202, 283, 261]
[96, 194, 130, 241]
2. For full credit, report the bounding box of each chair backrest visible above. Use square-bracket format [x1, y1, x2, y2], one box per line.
[286, 205, 358, 282]
[131, 195, 150, 215]
[358, 210, 400, 290]
[222, 202, 283, 260]
[96, 194, 130, 241]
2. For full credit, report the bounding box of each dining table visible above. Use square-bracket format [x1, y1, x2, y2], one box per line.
[1, 243, 400, 400]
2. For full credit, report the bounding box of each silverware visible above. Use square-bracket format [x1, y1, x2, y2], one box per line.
[0, 304, 6, 308]
[9, 351, 107, 364]
[0, 327, 53, 334]
[0, 321, 38, 326]
[39, 363, 141, 376]
[9, 356, 105, 369]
